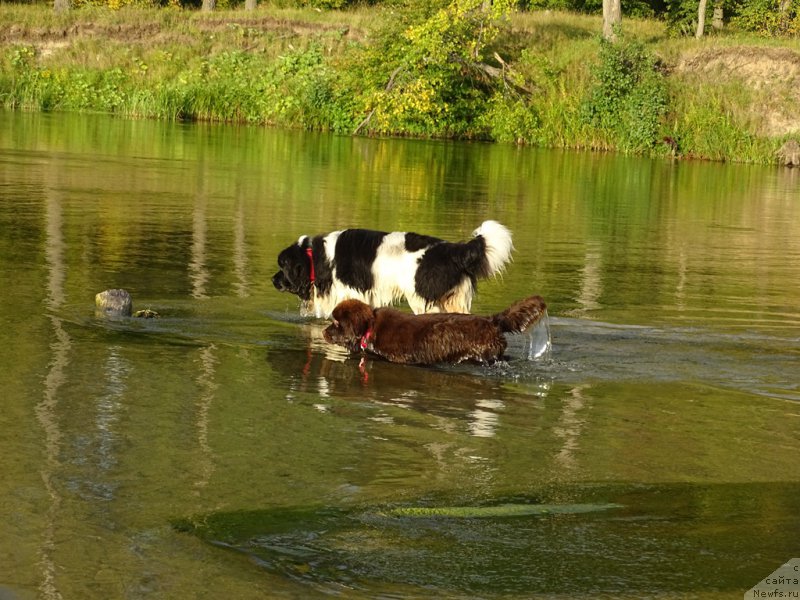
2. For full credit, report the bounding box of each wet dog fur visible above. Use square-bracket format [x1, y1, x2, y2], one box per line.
[323, 295, 547, 365]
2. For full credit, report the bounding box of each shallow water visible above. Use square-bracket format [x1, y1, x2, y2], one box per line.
[1, 111, 799, 599]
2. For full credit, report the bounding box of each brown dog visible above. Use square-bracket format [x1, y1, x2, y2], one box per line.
[323, 296, 547, 365]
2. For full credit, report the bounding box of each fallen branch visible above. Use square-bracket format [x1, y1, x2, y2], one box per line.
[448, 51, 534, 96]
[354, 65, 404, 135]
[474, 52, 535, 96]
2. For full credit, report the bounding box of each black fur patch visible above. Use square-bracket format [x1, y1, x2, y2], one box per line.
[333, 229, 387, 292]
[404, 232, 443, 252]
[414, 237, 487, 303]
[311, 235, 332, 298]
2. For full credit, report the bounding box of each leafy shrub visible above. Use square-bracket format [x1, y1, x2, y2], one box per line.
[334, 0, 516, 138]
[666, 0, 800, 37]
[664, 0, 701, 36]
[581, 37, 668, 152]
[730, 0, 800, 36]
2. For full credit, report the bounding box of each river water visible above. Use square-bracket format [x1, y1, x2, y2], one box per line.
[1, 111, 798, 599]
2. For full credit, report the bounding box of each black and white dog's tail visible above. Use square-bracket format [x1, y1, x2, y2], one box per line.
[471, 220, 514, 278]
[442, 220, 513, 280]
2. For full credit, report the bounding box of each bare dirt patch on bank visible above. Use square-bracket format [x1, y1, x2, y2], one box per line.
[675, 45, 800, 136]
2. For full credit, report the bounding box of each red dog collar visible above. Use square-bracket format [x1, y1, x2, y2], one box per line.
[360, 329, 373, 350]
[306, 247, 315, 283]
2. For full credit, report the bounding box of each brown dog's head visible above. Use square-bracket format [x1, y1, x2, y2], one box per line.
[323, 299, 376, 352]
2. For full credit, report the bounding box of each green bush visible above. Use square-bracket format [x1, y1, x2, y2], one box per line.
[666, 0, 800, 37]
[581, 37, 668, 152]
[664, 0, 700, 35]
[730, 0, 800, 36]
[333, 0, 516, 138]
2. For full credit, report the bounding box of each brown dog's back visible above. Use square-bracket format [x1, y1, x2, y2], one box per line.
[368, 295, 547, 365]
[370, 310, 501, 364]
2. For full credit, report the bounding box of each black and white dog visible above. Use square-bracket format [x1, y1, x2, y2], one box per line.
[272, 220, 513, 318]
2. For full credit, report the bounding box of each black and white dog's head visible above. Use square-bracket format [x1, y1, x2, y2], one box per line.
[272, 236, 314, 300]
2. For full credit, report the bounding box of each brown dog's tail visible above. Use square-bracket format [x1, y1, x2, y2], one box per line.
[491, 295, 547, 334]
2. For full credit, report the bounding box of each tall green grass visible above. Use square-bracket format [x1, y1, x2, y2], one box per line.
[667, 82, 776, 163]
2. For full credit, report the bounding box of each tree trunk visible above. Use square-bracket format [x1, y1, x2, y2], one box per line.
[696, 0, 708, 38]
[712, 1, 724, 30]
[602, 0, 621, 41]
[201, 0, 215, 12]
[54, 0, 70, 13]
[245, 0, 256, 10]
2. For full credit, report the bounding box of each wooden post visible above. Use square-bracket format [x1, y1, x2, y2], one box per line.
[712, 1, 724, 30]
[602, 0, 622, 41]
[696, 0, 708, 38]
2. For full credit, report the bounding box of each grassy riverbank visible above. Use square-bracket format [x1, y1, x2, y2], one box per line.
[2, 3, 799, 163]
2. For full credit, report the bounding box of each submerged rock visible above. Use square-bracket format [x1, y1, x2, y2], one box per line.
[95, 289, 133, 317]
[95, 289, 160, 318]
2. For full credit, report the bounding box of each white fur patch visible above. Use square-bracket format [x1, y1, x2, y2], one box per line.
[313, 278, 371, 319]
[473, 220, 514, 276]
[371, 232, 427, 310]
[322, 231, 341, 257]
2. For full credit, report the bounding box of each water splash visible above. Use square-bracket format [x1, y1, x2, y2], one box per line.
[523, 309, 552, 360]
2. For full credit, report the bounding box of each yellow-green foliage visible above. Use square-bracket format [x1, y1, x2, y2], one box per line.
[347, 0, 517, 137]
[1, 3, 797, 164]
